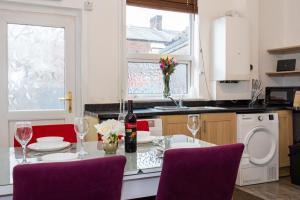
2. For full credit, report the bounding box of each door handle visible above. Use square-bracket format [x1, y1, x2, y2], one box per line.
[59, 91, 72, 113]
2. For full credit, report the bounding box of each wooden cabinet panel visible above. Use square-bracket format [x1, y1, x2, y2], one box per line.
[276, 110, 293, 168]
[161, 113, 237, 144]
[161, 115, 194, 137]
[85, 115, 99, 142]
[200, 113, 237, 145]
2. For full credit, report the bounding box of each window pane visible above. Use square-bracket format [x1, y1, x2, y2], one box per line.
[128, 62, 188, 95]
[126, 6, 191, 55]
[8, 24, 65, 111]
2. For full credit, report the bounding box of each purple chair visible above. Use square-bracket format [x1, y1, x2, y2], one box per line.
[13, 156, 126, 200]
[156, 144, 244, 200]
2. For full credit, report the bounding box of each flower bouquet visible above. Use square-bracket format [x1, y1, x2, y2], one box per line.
[159, 56, 178, 98]
[94, 119, 124, 154]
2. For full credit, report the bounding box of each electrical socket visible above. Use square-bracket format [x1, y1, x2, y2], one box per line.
[84, 0, 93, 11]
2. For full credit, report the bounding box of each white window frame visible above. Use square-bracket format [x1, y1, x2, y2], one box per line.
[124, 6, 196, 100]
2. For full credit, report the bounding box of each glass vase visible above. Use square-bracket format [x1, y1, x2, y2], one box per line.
[103, 141, 119, 154]
[163, 74, 170, 98]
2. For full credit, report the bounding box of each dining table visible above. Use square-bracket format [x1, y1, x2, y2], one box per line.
[0, 135, 215, 200]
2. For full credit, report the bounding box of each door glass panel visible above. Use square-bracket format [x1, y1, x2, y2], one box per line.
[8, 24, 65, 111]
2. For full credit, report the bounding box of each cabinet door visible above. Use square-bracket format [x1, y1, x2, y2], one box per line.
[161, 115, 193, 137]
[200, 113, 237, 145]
[277, 110, 293, 168]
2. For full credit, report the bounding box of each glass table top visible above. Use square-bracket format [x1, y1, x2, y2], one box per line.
[0, 135, 214, 186]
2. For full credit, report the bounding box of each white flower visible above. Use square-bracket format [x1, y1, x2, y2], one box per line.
[94, 119, 124, 140]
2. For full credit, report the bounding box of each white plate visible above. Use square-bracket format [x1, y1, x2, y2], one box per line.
[137, 131, 153, 144]
[170, 142, 200, 149]
[37, 136, 64, 144]
[41, 153, 78, 162]
[28, 141, 70, 152]
[137, 135, 156, 144]
[137, 131, 151, 139]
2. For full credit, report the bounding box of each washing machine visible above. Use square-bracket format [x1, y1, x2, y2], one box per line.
[236, 113, 279, 186]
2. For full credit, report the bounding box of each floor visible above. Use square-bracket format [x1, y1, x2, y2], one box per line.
[130, 166, 298, 199]
[234, 177, 300, 200]
[134, 177, 300, 200]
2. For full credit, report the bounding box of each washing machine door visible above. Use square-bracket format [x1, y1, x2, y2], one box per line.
[244, 126, 277, 165]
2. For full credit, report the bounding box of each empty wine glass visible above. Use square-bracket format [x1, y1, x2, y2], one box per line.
[118, 112, 126, 123]
[187, 114, 200, 142]
[118, 112, 126, 135]
[14, 122, 33, 163]
[74, 117, 89, 156]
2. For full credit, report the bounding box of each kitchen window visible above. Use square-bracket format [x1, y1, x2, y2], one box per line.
[126, 3, 196, 99]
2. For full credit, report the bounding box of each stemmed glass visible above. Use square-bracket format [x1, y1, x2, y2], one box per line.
[187, 114, 200, 143]
[74, 117, 89, 157]
[14, 122, 33, 163]
[118, 99, 126, 135]
[118, 112, 126, 123]
[118, 112, 126, 136]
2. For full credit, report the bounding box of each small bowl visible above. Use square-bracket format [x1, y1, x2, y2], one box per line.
[37, 136, 64, 144]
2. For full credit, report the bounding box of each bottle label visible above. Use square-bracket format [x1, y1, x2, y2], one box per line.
[125, 122, 137, 143]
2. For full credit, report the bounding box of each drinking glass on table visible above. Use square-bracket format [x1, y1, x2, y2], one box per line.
[74, 117, 89, 156]
[14, 122, 33, 163]
[118, 112, 126, 134]
[118, 112, 126, 123]
[118, 99, 126, 123]
[187, 114, 200, 143]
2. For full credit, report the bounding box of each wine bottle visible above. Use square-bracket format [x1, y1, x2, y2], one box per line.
[125, 100, 137, 153]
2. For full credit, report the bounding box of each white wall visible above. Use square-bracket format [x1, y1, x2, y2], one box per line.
[259, 0, 300, 90]
[2, 0, 300, 103]
[85, 0, 261, 102]
[2, 0, 123, 104]
[84, 0, 122, 104]
[198, 0, 260, 100]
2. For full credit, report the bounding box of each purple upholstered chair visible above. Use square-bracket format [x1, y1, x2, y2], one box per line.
[156, 143, 244, 200]
[13, 156, 126, 200]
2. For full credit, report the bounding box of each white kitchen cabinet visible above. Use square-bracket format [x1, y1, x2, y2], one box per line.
[212, 16, 250, 81]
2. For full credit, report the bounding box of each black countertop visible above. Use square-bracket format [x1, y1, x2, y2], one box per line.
[85, 101, 291, 119]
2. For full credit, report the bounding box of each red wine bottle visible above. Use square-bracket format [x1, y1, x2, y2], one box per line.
[125, 100, 137, 153]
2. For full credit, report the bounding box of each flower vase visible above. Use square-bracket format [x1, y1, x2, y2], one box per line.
[103, 141, 118, 154]
[163, 74, 170, 98]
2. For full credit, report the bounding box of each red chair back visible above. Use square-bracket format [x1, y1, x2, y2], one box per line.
[14, 124, 77, 147]
[137, 120, 149, 131]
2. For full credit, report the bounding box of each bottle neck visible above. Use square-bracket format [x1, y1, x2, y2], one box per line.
[127, 100, 133, 113]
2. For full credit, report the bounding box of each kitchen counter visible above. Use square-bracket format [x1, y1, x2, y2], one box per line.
[85, 102, 291, 120]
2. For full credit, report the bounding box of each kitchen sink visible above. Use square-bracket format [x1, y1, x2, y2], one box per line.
[153, 106, 227, 111]
[153, 106, 190, 110]
[191, 106, 227, 110]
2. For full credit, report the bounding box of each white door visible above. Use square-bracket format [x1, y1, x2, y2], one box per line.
[0, 9, 79, 147]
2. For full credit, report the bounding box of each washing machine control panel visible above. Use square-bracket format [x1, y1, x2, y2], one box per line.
[258, 116, 264, 121]
[256, 114, 274, 122]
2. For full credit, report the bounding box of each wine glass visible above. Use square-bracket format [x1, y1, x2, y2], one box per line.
[118, 112, 126, 123]
[187, 114, 200, 142]
[74, 117, 89, 156]
[118, 112, 126, 135]
[14, 122, 33, 163]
